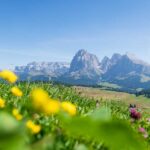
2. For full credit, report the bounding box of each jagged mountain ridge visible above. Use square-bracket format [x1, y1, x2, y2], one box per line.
[14, 49, 150, 91]
[100, 53, 122, 73]
[101, 53, 150, 91]
[15, 62, 70, 80]
[15, 62, 70, 74]
[103, 54, 150, 79]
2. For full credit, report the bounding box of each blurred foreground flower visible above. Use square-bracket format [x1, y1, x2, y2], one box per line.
[44, 100, 60, 115]
[0, 70, 18, 83]
[11, 86, 23, 97]
[138, 127, 148, 139]
[130, 108, 141, 120]
[0, 98, 5, 108]
[12, 108, 23, 121]
[26, 120, 41, 134]
[30, 88, 49, 110]
[30, 88, 61, 115]
[61, 101, 77, 116]
[139, 127, 145, 133]
[30, 88, 77, 116]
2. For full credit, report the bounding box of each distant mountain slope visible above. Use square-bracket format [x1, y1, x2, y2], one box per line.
[15, 62, 70, 81]
[102, 53, 150, 90]
[14, 49, 150, 91]
[103, 54, 150, 80]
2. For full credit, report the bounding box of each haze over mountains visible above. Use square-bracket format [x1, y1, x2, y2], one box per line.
[14, 49, 150, 92]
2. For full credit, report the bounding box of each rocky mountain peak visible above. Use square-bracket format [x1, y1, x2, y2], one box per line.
[111, 53, 122, 64]
[101, 56, 110, 63]
[76, 49, 87, 55]
[101, 56, 111, 73]
[69, 49, 101, 74]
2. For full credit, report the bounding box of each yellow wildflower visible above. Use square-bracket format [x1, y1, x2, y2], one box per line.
[30, 88, 49, 110]
[44, 99, 60, 115]
[15, 114, 23, 121]
[31, 124, 41, 134]
[0, 70, 18, 83]
[61, 101, 77, 116]
[0, 98, 5, 108]
[26, 120, 34, 129]
[26, 120, 41, 134]
[12, 108, 23, 121]
[12, 108, 19, 116]
[30, 88, 61, 115]
[11, 86, 23, 97]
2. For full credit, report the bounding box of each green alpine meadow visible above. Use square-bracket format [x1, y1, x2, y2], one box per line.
[0, 70, 149, 150]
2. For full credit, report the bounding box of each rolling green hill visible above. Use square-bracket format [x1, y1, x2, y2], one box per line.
[74, 86, 150, 113]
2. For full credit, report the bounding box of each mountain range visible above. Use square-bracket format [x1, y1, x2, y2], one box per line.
[14, 49, 150, 92]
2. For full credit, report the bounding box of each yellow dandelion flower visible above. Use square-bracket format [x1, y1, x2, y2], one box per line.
[11, 86, 23, 97]
[31, 124, 41, 134]
[26, 120, 34, 129]
[30, 88, 61, 115]
[30, 88, 49, 110]
[26, 120, 41, 134]
[61, 101, 77, 116]
[0, 70, 18, 83]
[12, 108, 19, 116]
[44, 99, 60, 115]
[0, 98, 5, 108]
[12, 108, 23, 121]
[15, 114, 23, 121]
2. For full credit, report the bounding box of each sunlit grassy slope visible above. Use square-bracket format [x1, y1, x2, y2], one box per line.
[74, 86, 150, 113]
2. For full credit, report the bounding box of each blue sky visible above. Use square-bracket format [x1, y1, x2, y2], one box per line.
[0, 0, 150, 68]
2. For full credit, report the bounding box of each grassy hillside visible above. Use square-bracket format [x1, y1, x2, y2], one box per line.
[74, 86, 150, 113]
[0, 80, 150, 150]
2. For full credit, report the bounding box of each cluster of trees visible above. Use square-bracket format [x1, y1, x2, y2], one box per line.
[136, 89, 150, 98]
